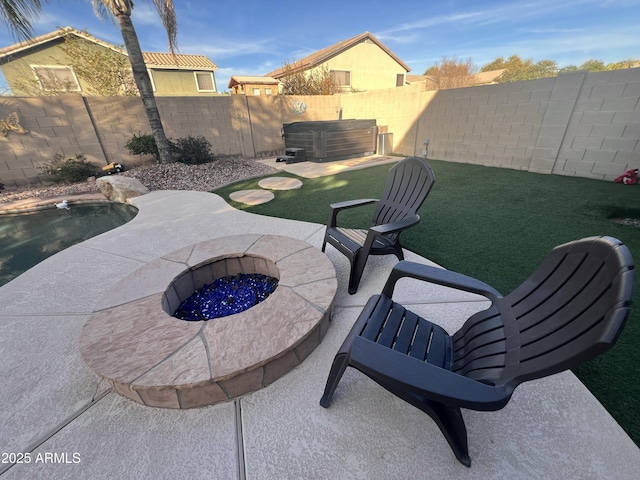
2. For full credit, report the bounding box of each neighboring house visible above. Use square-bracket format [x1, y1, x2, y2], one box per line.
[228, 76, 279, 95]
[470, 69, 507, 85]
[265, 32, 411, 93]
[406, 69, 507, 89]
[0, 26, 219, 96]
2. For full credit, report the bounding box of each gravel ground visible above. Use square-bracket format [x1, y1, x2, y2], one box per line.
[0, 158, 279, 203]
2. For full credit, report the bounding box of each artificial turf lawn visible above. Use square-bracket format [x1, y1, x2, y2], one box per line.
[214, 158, 640, 444]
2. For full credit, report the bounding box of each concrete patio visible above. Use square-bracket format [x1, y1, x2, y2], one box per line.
[1, 190, 639, 479]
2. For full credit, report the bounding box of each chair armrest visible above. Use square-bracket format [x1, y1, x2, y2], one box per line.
[351, 337, 514, 411]
[359, 216, 422, 259]
[369, 214, 420, 235]
[327, 198, 377, 228]
[382, 260, 502, 301]
[329, 198, 378, 210]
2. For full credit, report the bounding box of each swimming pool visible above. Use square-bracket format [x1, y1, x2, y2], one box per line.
[0, 203, 138, 286]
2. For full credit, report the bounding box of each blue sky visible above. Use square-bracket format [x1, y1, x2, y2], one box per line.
[1, 0, 639, 92]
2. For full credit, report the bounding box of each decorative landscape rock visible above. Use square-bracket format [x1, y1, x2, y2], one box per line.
[97, 175, 150, 203]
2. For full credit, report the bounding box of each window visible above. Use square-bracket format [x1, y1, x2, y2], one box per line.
[330, 70, 351, 87]
[147, 69, 157, 92]
[265, 88, 272, 95]
[253, 88, 261, 95]
[32, 66, 80, 92]
[396, 74, 405, 87]
[195, 71, 216, 92]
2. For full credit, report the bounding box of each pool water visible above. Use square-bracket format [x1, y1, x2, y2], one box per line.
[0, 203, 137, 286]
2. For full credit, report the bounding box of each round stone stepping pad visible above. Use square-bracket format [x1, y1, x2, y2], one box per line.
[229, 189, 274, 205]
[258, 177, 303, 190]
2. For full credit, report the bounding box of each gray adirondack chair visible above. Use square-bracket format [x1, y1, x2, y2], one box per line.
[320, 236, 635, 466]
[321, 156, 436, 294]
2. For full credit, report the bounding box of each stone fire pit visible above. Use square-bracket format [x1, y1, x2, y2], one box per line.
[80, 234, 337, 409]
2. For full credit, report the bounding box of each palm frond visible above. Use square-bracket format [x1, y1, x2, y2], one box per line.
[89, 0, 111, 19]
[152, 0, 177, 53]
[0, 0, 45, 41]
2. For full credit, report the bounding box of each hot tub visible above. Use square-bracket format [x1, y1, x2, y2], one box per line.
[282, 119, 378, 162]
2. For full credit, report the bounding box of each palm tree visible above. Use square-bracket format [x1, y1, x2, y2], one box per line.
[91, 1, 175, 163]
[1, 0, 176, 164]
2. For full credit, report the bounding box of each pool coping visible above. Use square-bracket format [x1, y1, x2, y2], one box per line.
[0, 192, 108, 214]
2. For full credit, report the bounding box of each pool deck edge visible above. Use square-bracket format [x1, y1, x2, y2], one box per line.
[0, 192, 108, 214]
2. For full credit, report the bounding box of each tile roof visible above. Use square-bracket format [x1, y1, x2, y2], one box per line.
[0, 26, 217, 70]
[142, 52, 217, 70]
[228, 76, 279, 88]
[265, 32, 410, 78]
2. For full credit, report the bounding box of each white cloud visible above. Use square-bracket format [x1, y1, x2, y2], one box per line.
[374, 31, 424, 45]
[517, 28, 585, 34]
[180, 37, 278, 60]
[131, 4, 161, 26]
[377, 0, 606, 40]
[376, 11, 483, 37]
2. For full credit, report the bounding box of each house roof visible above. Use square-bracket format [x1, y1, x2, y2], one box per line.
[405, 74, 428, 84]
[0, 26, 126, 60]
[265, 31, 411, 78]
[142, 52, 217, 70]
[472, 69, 506, 84]
[228, 76, 279, 88]
[0, 26, 217, 70]
[405, 69, 506, 87]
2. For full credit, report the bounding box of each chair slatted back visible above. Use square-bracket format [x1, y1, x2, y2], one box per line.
[372, 157, 436, 241]
[451, 236, 634, 386]
[359, 294, 453, 369]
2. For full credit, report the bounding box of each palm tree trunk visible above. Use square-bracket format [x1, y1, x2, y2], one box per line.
[115, 12, 174, 164]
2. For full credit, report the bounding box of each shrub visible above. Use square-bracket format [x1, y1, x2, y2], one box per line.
[39, 153, 99, 184]
[124, 132, 160, 161]
[124, 133, 215, 165]
[173, 135, 215, 165]
[125, 133, 215, 165]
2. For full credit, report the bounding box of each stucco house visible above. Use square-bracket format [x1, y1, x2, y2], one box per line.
[265, 32, 411, 93]
[0, 27, 219, 96]
[228, 76, 279, 95]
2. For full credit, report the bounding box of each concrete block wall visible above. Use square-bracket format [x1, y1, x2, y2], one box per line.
[86, 96, 153, 165]
[0, 95, 107, 187]
[528, 73, 583, 174]
[0, 93, 341, 187]
[89, 95, 247, 162]
[246, 95, 342, 157]
[341, 84, 430, 155]
[162, 95, 246, 158]
[554, 69, 640, 179]
[0, 68, 638, 188]
[91, 94, 340, 163]
[416, 77, 555, 171]
[409, 69, 639, 180]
